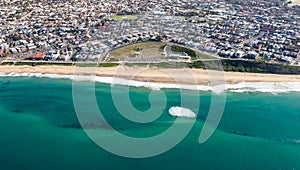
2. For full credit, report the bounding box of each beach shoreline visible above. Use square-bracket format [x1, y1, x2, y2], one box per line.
[1, 65, 300, 85]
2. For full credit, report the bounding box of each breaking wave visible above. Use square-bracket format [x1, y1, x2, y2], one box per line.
[1, 72, 300, 93]
[168, 107, 197, 118]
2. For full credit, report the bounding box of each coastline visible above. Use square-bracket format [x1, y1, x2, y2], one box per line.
[1, 65, 300, 85]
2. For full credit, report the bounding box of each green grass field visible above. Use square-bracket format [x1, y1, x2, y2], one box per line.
[110, 42, 166, 58]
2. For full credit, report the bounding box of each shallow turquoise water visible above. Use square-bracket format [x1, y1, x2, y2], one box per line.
[0, 76, 300, 169]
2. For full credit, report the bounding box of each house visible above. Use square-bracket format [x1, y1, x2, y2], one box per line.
[27, 44, 37, 50]
[219, 50, 232, 58]
[246, 51, 258, 59]
[262, 52, 271, 60]
[282, 56, 293, 63]
[234, 51, 245, 58]
[9, 48, 18, 54]
[30, 52, 46, 60]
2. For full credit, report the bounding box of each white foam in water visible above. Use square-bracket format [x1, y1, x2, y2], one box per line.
[1, 72, 300, 93]
[225, 82, 300, 93]
[168, 107, 197, 118]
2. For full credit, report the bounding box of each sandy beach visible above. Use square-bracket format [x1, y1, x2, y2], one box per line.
[1, 65, 300, 85]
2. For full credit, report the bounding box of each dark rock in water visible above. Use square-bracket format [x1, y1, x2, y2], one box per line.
[2, 81, 9, 86]
[13, 109, 22, 113]
[230, 131, 251, 137]
[116, 127, 125, 131]
[57, 121, 113, 130]
[0, 81, 10, 93]
[61, 124, 68, 128]
[71, 122, 82, 129]
[232, 131, 238, 135]
[58, 122, 81, 129]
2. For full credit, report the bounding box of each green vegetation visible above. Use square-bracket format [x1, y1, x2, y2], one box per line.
[170, 45, 217, 60]
[159, 44, 167, 51]
[1, 61, 74, 66]
[111, 15, 139, 21]
[171, 45, 196, 57]
[189, 60, 300, 75]
[1, 62, 14, 65]
[74, 63, 98, 67]
[98, 63, 119, 67]
[13, 62, 74, 66]
[106, 57, 120, 62]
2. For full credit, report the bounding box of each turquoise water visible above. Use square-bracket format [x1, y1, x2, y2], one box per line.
[0, 76, 300, 169]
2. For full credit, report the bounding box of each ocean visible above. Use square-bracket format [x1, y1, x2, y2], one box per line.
[0, 75, 300, 170]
